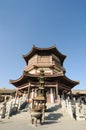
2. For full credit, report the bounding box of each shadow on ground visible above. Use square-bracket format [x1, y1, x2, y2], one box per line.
[43, 104, 63, 125]
[45, 104, 61, 112]
[42, 120, 60, 125]
[45, 113, 63, 120]
[41, 113, 62, 126]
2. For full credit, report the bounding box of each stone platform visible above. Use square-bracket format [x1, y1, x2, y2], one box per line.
[0, 103, 86, 130]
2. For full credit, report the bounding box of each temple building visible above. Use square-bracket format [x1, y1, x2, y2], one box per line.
[10, 45, 79, 103]
[0, 88, 16, 102]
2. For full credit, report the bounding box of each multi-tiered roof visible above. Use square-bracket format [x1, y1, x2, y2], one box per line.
[10, 45, 79, 93]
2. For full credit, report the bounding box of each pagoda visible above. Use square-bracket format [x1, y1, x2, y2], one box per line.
[10, 45, 79, 103]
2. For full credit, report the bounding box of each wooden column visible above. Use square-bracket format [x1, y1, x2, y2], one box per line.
[31, 89, 34, 99]
[70, 90, 73, 100]
[50, 88, 54, 103]
[56, 82, 58, 99]
[27, 82, 31, 101]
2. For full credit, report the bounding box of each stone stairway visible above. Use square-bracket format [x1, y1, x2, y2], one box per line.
[45, 102, 77, 123]
[44, 103, 63, 122]
[4, 102, 72, 123]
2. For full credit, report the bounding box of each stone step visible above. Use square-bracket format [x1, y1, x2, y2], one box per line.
[4, 102, 72, 122]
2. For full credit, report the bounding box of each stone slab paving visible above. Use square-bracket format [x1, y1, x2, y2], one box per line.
[0, 107, 86, 130]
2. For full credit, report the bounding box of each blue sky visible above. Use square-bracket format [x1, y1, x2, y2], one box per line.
[0, 0, 86, 90]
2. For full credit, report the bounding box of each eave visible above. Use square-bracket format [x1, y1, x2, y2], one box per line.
[10, 72, 79, 90]
[23, 45, 66, 66]
[58, 75, 80, 89]
[9, 73, 39, 87]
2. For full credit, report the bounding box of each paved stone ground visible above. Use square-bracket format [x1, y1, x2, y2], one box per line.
[0, 104, 86, 130]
